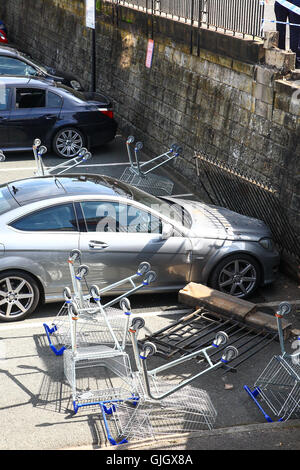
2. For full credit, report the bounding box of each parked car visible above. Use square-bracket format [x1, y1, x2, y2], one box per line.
[0, 76, 117, 158]
[0, 173, 280, 321]
[0, 44, 84, 90]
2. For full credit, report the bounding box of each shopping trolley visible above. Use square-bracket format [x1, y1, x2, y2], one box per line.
[121, 317, 239, 435]
[32, 138, 92, 176]
[244, 302, 300, 422]
[119, 135, 183, 196]
[130, 324, 239, 401]
[43, 249, 157, 355]
[83, 316, 226, 445]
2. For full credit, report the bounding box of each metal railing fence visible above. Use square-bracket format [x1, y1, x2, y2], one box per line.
[107, 0, 265, 38]
[194, 153, 300, 263]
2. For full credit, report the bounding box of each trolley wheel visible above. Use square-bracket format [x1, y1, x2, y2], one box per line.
[38, 145, 47, 155]
[33, 138, 41, 147]
[69, 249, 81, 262]
[222, 346, 239, 363]
[135, 142, 143, 151]
[69, 303, 78, 317]
[126, 135, 135, 144]
[63, 287, 72, 301]
[214, 331, 229, 347]
[142, 341, 157, 358]
[130, 317, 145, 330]
[277, 302, 292, 316]
[120, 297, 131, 312]
[83, 151, 92, 161]
[90, 285, 100, 299]
[144, 270, 157, 284]
[77, 265, 89, 277]
[137, 261, 151, 275]
[0, 270, 40, 322]
[78, 147, 88, 156]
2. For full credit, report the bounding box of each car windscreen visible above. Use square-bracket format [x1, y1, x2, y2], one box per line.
[18, 51, 48, 74]
[0, 186, 19, 215]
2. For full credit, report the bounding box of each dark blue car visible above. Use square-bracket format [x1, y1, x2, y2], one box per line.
[0, 76, 118, 158]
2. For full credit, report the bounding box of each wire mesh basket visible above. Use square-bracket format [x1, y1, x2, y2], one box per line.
[102, 400, 155, 445]
[63, 347, 135, 413]
[253, 355, 300, 421]
[244, 302, 300, 422]
[120, 166, 175, 196]
[133, 373, 217, 431]
[45, 302, 130, 353]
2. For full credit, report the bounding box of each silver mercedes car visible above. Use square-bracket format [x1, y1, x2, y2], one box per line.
[0, 174, 280, 321]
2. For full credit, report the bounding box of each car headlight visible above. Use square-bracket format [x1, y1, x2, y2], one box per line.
[259, 237, 275, 251]
[70, 80, 82, 90]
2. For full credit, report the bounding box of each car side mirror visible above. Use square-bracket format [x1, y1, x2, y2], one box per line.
[161, 223, 173, 240]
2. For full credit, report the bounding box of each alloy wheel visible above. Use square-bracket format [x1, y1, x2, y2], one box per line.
[0, 276, 35, 319]
[55, 128, 84, 158]
[217, 258, 258, 297]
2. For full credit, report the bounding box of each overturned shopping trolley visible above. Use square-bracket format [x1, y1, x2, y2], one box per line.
[119, 135, 183, 196]
[102, 318, 238, 442]
[244, 302, 300, 422]
[43, 249, 157, 356]
[90, 319, 238, 445]
[32, 138, 92, 176]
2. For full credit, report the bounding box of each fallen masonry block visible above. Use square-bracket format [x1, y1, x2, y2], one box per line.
[178, 283, 292, 336]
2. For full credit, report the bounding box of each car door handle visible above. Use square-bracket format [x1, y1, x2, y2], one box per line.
[89, 240, 109, 249]
[45, 114, 56, 119]
[0, 116, 7, 121]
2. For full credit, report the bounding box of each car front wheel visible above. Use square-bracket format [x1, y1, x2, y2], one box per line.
[53, 127, 85, 159]
[0, 271, 40, 322]
[209, 254, 261, 299]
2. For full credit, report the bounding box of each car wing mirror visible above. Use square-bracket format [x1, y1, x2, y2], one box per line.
[161, 223, 174, 240]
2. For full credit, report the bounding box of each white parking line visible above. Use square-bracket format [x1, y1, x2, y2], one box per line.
[0, 308, 191, 331]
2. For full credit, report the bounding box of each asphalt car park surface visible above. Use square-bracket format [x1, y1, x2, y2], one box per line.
[0, 134, 299, 450]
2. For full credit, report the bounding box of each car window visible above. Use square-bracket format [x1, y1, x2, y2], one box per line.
[0, 56, 37, 76]
[80, 201, 162, 234]
[10, 203, 77, 231]
[16, 88, 46, 108]
[0, 85, 11, 110]
[47, 91, 62, 108]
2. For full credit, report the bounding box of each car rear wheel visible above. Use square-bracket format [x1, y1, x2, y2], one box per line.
[209, 254, 261, 299]
[53, 127, 85, 159]
[0, 271, 40, 322]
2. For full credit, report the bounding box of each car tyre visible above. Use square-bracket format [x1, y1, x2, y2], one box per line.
[209, 254, 261, 299]
[53, 127, 85, 159]
[0, 271, 40, 322]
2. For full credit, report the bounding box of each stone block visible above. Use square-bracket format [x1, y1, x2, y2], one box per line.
[265, 48, 296, 72]
[253, 82, 274, 105]
[232, 59, 255, 77]
[178, 282, 257, 320]
[255, 65, 277, 86]
[255, 99, 273, 120]
[263, 31, 279, 49]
